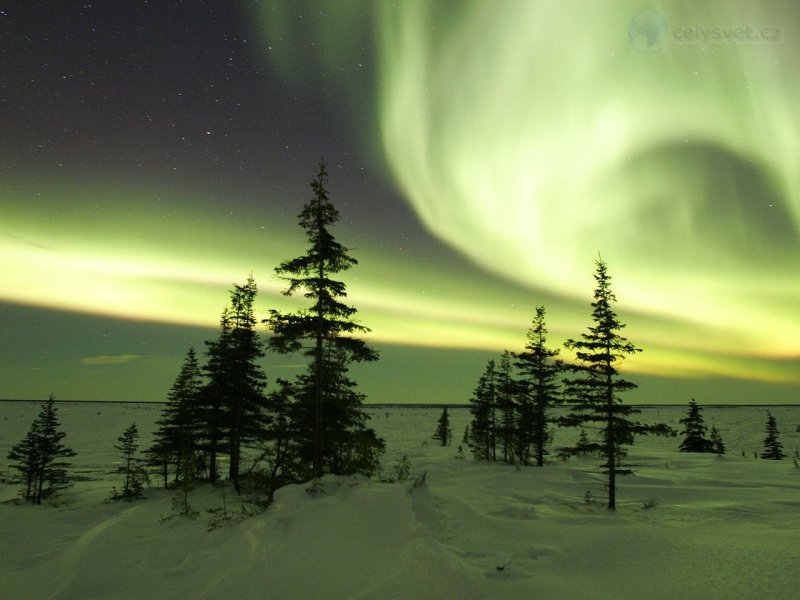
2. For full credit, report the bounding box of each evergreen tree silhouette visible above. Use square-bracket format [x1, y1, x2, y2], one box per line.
[224, 276, 268, 492]
[266, 162, 382, 478]
[113, 422, 148, 501]
[469, 359, 497, 461]
[761, 412, 786, 460]
[709, 426, 726, 455]
[496, 351, 517, 463]
[201, 277, 268, 490]
[432, 406, 452, 446]
[7, 426, 41, 501]
[678, 399, 714, 453]
[8, 395, 76, 504]
[199, 307, 234, 484]
[289, 342, 383, 476]
[149, 347, 203, 487]
[560, 259, 672, 510]
[514, 306, 562, 466]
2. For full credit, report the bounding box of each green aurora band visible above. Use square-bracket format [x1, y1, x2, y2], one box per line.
[383, 3, 800, 356]
[2, 1, 798, 400]
[254, 1, 800, 382]
[1, 181, 549, 353]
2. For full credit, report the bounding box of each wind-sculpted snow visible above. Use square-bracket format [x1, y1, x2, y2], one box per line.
[0, 402, 799, 598]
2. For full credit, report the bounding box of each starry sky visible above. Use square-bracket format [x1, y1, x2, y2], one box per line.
[1, 1, 798, 405]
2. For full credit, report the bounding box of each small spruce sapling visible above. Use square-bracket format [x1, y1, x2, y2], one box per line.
[761, 412, 786, 460]
[709, 426, 726, 455]
[432, 407, 452, 446]
[576, 428, 593, 455]
[113, 422, 148, 501]
[678, 399, 713, 453]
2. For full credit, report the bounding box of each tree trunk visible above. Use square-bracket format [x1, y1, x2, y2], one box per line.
[606, 369, 616, 511]
[35, 467, 44, 505]
[535, 404, 545, 467]
[229, 402, 242, 493]
[314, 328, 324, 478]
[313, 197, 326, 480]
[209, 445, 218, 484]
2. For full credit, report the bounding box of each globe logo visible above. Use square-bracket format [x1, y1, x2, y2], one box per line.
[628, 11, 669, 55]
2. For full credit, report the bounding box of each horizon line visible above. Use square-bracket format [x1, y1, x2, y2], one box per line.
[2, 399, 799, 408]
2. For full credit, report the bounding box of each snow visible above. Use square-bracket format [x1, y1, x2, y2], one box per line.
[1, 402, 799, 599]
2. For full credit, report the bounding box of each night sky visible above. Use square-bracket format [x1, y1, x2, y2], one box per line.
[2, 1, 798, 404]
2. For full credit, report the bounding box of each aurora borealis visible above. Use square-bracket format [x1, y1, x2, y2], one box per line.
[1, 1, 798, 404]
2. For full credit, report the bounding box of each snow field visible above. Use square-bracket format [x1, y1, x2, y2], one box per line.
[1, 403, 799, 599]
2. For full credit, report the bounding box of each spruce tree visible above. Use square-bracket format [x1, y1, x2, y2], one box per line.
[35, 395, 76, 504]
[432, 406, 452, 446]
[678, 399, 713, 453]
[7, 395, 76, 504]
[468, 359, 497, 461]
[149, 347, 203, 487]
[496, 351, 517, 463]
[761, 412, 785, 460]
[7, 426, 41, 502]
[709, 426, 726, 455]
[575, 428, 593, 455]
[201, 277, 269, 491]
[560, 259, 672, 510]
[158, 351, 204, 518]
[224, 276, 269, 491]
[199, 308, 233, 484]
[113, 422, 148, 501]
[289, 343, 383, 476]
[266, 162, 383, 479]
[514, 306, 562, 466]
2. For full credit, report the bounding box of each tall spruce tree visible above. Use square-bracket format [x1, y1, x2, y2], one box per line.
[514, 306, 562, 466]
[199, 308, 233, 484]
[432, 406, 452, 447]
[224, 276, 269, 491]
[149, 347, 203, 487]
[468, 359, 498, 461]
[678, 399, 714, 453]
[496, 351, 517, 464]
[201, 277, 268, 491]
[266, 162, 383, 479]
[761, 412, 785, 460]
[560, 259, 671, 510]
[7, 395, 76, 505]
